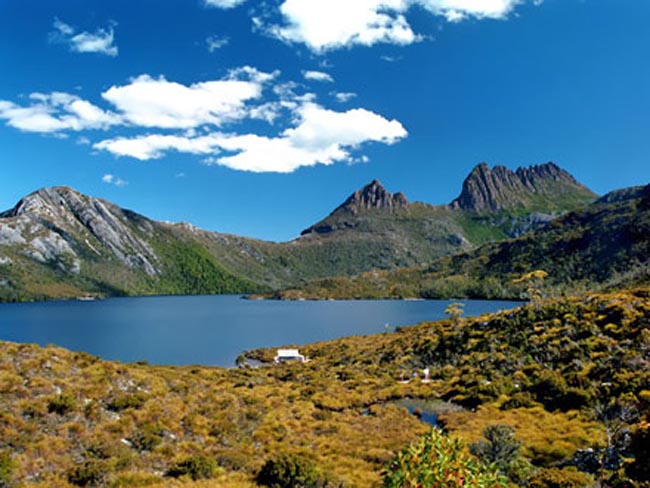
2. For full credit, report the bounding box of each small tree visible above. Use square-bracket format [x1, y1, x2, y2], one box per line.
[513, 270, 548, 304]
[469, 424, 531, 483]
[445, 302, 465, 328]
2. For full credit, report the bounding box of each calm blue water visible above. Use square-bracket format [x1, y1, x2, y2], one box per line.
[0, 296, 521, 367]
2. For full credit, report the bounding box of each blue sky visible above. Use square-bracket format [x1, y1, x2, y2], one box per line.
[1, 0, 648, 241]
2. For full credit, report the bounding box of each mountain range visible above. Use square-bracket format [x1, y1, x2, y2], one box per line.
[0, 162, 597, 301]
[271, 184, 650, 300]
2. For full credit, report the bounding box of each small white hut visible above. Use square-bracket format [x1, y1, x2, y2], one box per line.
[274, 349, 307, 363]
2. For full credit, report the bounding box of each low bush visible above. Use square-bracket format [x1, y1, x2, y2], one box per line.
[257, 453, 326, 488]
[167, 454, 220, 480]
[527, 467, 594, 488]
[47, 393, 76, 415]
[67, 460, 107, 487]
[0, 451, 14, 488]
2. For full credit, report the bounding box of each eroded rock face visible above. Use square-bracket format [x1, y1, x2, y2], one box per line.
[0, 187, 159, 275]
[300, 180, 410, 236]
[339, 179, 410, 214]
[450, 162, 594, 212]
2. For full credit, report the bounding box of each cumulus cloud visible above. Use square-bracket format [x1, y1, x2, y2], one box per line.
[262, 0, 532, 51]
[50, 18, 118, 57]
[267, 0, 419, 52]
[1, 66, 407, 173]
[204, 0, 247, 8]
[302, 70, 334, 83]
[0, 92, 120, 133]
[216, 103, 406, 172]
[94, 103, 407, 173]
[101, 67, 276, 129]
[102, 174, 128, 187]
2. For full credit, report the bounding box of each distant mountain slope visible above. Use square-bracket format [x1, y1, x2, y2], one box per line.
[296, 162, 597, 272]
[269, 184, 649, 300]
[0, 162, 598, 301]
[0, 187, 267, 301]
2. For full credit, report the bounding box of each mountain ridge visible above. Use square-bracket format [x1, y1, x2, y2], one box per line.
[0, 161, 598, 302]
[268, 182, 650, 300]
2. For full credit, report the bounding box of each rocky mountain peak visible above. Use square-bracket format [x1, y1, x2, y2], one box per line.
[1, 186, 159, 276]
[339, 179, 409, 214]
[450, 162, 596, 212]
[299, 180, 409, 236]
[2, 186, 87, 220]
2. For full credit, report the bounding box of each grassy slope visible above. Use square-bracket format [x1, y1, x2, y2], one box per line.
[1, 289, 648, 487]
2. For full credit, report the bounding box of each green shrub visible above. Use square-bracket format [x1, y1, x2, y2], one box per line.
[47, 393, 76, 415]
[130, 423, 163, 451]
[0, 451, 14, 488]
[167, 454, 220, 480]
[67, 460, 107, 487]
[257, 453, 325, 488]
[383, 429, 508, 487]
[107, 393, 148, 412]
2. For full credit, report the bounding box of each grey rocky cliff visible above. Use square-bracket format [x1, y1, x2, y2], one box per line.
[0, 187, 159, 275]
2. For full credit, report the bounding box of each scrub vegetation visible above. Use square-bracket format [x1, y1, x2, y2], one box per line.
[0, 289, 648, 487]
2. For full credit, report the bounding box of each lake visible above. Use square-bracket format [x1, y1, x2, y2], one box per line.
[0, 295, 522, 367]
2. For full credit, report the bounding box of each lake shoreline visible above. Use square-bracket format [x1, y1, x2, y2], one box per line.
[0, 295, 524, 367]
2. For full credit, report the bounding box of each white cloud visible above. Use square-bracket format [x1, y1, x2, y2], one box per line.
[94, 133, 225, 160]
[102, 174, 128, 187]
[206, 35, 229, 52]
[53, 18, 74, 36]
[215, 103, 407, 172]
[95, 102, 407, 173]
[101, 67, 276, 129]
[204, 0, 247, 8]
[269, 0, 419, 52]
[2, 65, 407, 174]
[302, 70, 334, 83]
[417, 0, 522, 22]
[264, 0, 531, 51]
[51, 18, 118, 57]
[333, 92, 357, 103]
[0, 92, 120, 133]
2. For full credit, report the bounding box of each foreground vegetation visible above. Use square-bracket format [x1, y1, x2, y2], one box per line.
[0, 289, 648, 486]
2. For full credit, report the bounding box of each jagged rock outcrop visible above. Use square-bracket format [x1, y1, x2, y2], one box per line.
[450, 162, 596, 212]
[337, 179, 409, 214]
[301, 180, 409, 236]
